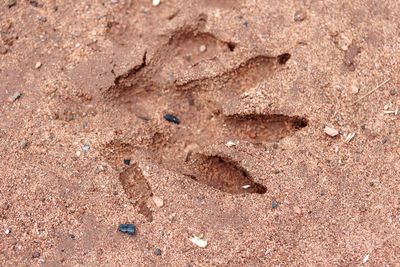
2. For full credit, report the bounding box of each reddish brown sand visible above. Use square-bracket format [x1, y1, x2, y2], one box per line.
[1, 0, 399, 266]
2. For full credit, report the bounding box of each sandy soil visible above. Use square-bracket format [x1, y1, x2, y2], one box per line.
[1, 0, 399, 266]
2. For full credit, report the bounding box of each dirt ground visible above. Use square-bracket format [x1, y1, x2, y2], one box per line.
[1, 0, 399, 266]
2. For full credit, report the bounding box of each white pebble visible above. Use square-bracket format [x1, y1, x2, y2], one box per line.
[35, 62, 42, 69]
[363, 254, 369, 263]
[152, 196, 164, 208]
[190, 235, 208, 248]
[324, 126, 339, 137]
[225, 141, 236, 147]
[5, 229, 11, 234]
[199, 45, 207, 53]
[152, 0, 161, 6]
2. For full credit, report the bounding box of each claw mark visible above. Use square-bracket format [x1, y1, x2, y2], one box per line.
[119, 164, 153, 221]
[188, 155, 267, 194]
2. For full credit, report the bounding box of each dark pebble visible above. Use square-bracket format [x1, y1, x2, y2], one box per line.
[294, 10, 306, 22]
[154, 248, 162, 256]
[272, 200, 279, 209]
[390, 88, 397, 96]
[123, 159, 131, 166]
[164, 114, 180, 124]
[118, 223, 136, 235]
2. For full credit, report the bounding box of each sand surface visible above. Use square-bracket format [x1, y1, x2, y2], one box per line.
[1, 0, 399, 266]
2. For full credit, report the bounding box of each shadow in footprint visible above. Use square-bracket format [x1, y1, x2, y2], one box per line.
[187, 154, 266, 194]
[223, 114, 308, 143]
[119, 164, 153, 221]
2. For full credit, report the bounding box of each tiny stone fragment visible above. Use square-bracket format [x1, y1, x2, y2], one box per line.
[294, 10, 306, 22]
[324, 126, 339, 137]
[123, 159, 131, 166]
[190, 235, 207, 248]
[199, 45, 207, 53]
[389, 88, 397, 96]
[82, 144, 90, 153]
[272, 200, 279, 209]
[19, 140, 29, 149]
[152, 196, 164, 208]
[35, 62, 42, 69]
[10, 92, 22, 102]
[118, 223, 136, 235]
[363, 254, 369, 263]
[351, 84, 359, 94]
[345, 132, 355, 142]
[164, 114, 180, 124]
[154, 248, 162, 256]
[225, 141, 236, 147]
[32, 251, 41, 258]
[152, 0, 161, 6]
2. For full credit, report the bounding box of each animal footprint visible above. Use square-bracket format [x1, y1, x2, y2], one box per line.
[101, 20, 308, 218]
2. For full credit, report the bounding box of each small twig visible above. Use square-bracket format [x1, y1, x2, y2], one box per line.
[352, 78, 391, 105]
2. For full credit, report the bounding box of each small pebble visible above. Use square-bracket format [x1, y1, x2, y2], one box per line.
[95, 165, 104, 174]
[199, 45, 207, 53]
[225, 141, 236, 147]
[32, 251, 41, 258]
[19, 140, 28, 149]
[5, 229, 11, 234]
[272, 200, 279, 209]
[164, 114, 180, 124]
[363, 254, 369, 263]
[82, 144, 90, 153]
[294, 10, 306, 22]
[190, 235, 208, 248]
[390, 88, 397, 96]
[10, 92, 22, 102]
[123, 159, 131, 166]
[35, 62, 42, 69]
[324, 126, 339, 137]
[152, 196, 164, 208]
[154, 248, 162, 256]
[152, 0, 161, 6]
[118, 223, 136, 235]
[351, 84, 359, 94]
